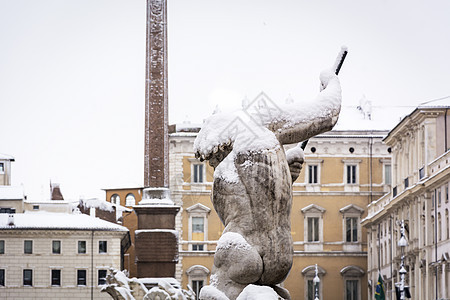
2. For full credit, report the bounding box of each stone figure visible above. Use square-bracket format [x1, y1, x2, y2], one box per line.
[193, 67, 342, 300]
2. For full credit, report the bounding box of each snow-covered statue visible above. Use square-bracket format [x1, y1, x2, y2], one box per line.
[193, 49, 346, 300]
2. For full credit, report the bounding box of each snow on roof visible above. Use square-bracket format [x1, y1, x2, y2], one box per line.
[0, 186, 24, 200]
[0, 212, 128, 231]
[333, 105, 414, 131]
[80, 198, 114, 212]
[0, 153, 14, 161]
[417, 96, 450, 108]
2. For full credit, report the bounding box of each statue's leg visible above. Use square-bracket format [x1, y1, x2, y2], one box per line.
[208, 232, 264, 300]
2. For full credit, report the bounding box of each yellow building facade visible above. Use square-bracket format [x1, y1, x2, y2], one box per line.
[168, 126, 391, 300]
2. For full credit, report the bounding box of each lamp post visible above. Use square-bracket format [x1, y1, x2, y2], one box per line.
[313, 264, 320, 300]
[397, 220, 408, 300]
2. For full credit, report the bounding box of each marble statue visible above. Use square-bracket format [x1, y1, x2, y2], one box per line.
[193, 61, 344, 300]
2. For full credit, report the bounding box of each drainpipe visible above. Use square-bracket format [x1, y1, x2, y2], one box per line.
[434, 189, 438, 300]
[445, 108, 448, 151]
[91, 230, 94, 300]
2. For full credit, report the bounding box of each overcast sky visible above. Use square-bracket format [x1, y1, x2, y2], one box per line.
[1, 0, 449, 200]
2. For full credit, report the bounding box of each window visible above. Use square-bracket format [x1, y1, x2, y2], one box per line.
[78, 241, 86, 254]
[340, 204, 364, 250]
[192, 217, 204, 234]
[193, 164, 204, 183]
[192, 244, 204, 251]
[302, 265, 324, 300]
[340, 266, 364, 300]
[52, 241, 61, 254]
[110, 194, 120, 205]
[125, 193, 135, 206]
[347, 165, 357, 184]
[384, 164, 392, 185]
[192, 280, 203, 299]
[51, 270, 61, 286]
[98, 270, 107, 285]
[346, 217, 358, 242]
[187, 203, 211, 251]
[186, 265, 210, 300]
[77, 270, 87, 286]
[307, 279, 320, 300]
[24, 240, 32, 254]
[446, 185, 449, 203]
[23, 269, 32, 286]
[0, 240, 4, 254]
[308, 165, 318, 184]
[438, 188, 442, 206]
[307, 217, 319, 242]
[301, 204, 325, 251]
[33, 205, 39, 210]
[0, 269, 4, 286]
[346, 280, 359, 300]
[99, 241, 107, 253]
[0, 163, 4, 173]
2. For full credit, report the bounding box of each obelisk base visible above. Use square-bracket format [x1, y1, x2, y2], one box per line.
[134, 187, 180, 278]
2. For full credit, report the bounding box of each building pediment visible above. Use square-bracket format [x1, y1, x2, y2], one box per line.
[186, 203, 211, 214]
[339, 204, 364, 215]
[186, 265, 210, 276]
[340, 265, 365, 277]
[302, 265, 326, 276]
[301, 204, 326, 214]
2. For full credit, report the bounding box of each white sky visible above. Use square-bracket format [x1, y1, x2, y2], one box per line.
[1, 0, 449, 200]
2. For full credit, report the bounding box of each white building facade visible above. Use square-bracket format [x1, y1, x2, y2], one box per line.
[363, 103, 450, 300]
[0, 212, 129, 299]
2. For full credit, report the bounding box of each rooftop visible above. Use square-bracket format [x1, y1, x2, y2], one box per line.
[0, 211, 129, 231]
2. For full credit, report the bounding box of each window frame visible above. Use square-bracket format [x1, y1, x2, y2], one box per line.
[345, 217, 359, 243]
[78, 241, 87, 254]
[23, 269, 33, 286]
[186, 203, 211, 251]
[125, 193, 135, 206]
[52, 240, 61, 254]
[186, 265, 210, 300]
[302, 265, 325, 300]
[301, 204, 325, 251]
[98, 269, 107, 286]
[0, 269, 4, 286]
[342, 159, 362, 186]
[24, 240, 33, 254]
[340, 204, 364, 251]
[77, 269, 87, 286]
[51, 269, 61, 287]
[99, 241, 107, 254]
[192, 163, 205, 183]
[110, 194, 120, 205]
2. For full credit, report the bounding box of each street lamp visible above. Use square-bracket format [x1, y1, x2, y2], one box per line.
[397, 220, 408, 300]
[313, 264, 320, 300]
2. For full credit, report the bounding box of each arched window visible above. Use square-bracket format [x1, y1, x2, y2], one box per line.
[340, 266, 365, 300]
[125, 194, 135, 207]
[186, 265, 210, 299]
[302, 265, 326, 300]
[110, 194, 120, 205]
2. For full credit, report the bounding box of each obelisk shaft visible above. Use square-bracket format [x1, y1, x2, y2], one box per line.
[144, 0, 169, 188]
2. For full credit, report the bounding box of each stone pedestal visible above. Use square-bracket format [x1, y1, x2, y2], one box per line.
[134, 188, 180, 278]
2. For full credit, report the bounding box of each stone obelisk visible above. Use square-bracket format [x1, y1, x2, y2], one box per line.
[134, 0, 180, 279]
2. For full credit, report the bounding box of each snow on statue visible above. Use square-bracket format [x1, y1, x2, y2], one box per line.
[194, 49, 346, 300]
